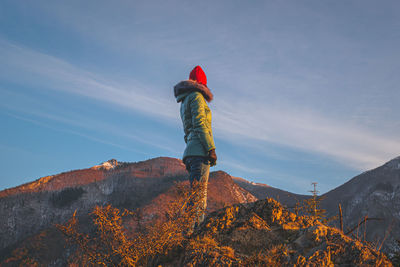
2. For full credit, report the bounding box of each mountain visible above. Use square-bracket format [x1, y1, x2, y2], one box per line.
[0, 157, 256, 263]
[231, 156, 400, 255]
[232, 176, 310, 207]
[321, 156, 400, 254]
[5, 197, 392, 265]
[1, 155, 400, 265]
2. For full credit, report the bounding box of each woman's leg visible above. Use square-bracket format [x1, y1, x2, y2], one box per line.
[185, 157, 210, 224]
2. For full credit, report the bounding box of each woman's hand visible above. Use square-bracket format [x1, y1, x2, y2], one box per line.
[208, 149, 217, 166]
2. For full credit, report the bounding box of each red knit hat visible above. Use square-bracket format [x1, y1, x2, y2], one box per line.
[189, 65, 207, 86]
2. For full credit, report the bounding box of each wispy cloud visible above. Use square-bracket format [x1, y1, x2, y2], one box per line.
[214, 100, 400, 170]
[220, 160, 266, 175]
[0, 39, 178, 121]
[1, 37, 399, 172]
[0, 87, 180, 154]
[4, 111, 151, 155]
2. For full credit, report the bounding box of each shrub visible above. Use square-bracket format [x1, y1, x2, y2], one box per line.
[57, 182, 205, 266]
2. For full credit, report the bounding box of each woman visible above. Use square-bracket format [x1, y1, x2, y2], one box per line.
[174, 65, 217, 225]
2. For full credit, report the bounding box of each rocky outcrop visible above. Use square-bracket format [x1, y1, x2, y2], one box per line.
[161, 198, 392, 266]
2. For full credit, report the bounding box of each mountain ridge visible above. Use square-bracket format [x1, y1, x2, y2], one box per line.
[0, 157, 186, 198]
[320, 155, 400, 254]
[0, 157, 256, 257]
[1, 155, 400, 263]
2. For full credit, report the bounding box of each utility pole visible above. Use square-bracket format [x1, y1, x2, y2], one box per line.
[309, 182, 319, 216]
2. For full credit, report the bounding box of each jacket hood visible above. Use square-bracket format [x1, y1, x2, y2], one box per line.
[174, 80, 213, 103]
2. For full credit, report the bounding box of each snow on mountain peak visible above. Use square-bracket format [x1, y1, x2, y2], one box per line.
[92, 159, 118, 170]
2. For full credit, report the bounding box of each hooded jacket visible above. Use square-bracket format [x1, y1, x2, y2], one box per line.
[174, 80, 215, 161]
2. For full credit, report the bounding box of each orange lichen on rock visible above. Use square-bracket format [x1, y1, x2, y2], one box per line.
[204, 205, 239, 234]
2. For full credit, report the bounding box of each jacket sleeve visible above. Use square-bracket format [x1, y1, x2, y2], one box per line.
[189, 92, 216, 152]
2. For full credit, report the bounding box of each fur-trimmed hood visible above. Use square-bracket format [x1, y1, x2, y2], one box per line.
[174, 80, 213, 103]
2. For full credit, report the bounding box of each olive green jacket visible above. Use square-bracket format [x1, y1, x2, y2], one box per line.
[174, 80, 216, 162]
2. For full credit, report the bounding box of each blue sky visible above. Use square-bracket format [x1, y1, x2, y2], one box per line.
[1, 1, 399, 194]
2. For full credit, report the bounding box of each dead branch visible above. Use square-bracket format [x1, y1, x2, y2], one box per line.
[345, 216, 383, 236]
[338, 204, 343, 232]
[377, 219, 394, 251]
